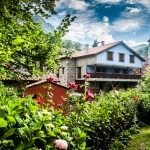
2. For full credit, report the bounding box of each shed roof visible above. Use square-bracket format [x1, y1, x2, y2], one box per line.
[26, 79, 68, 89]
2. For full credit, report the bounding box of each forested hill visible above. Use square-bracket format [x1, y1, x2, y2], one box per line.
[132, 44, 149, 57]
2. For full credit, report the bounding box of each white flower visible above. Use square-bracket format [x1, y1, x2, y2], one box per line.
[42, 110, 51, 116]
[60, 126, 68, 131]
[115, 90, 119, 95]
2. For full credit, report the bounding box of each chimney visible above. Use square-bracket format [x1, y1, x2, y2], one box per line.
[101, 41, 105, 46]
[85, 44, 89, 53]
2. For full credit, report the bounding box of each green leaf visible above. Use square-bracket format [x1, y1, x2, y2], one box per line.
[47, 131, 56, 137]
[3, 128, 16, 138]
[0, 118, 7, 128]
[0, 109, 5, 118]
[7, 116, 16, 124]
[15, 116, 23, 125]
[15, 143, 25, 150]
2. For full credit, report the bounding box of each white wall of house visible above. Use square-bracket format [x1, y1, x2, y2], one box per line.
[96, 44, 143, 68]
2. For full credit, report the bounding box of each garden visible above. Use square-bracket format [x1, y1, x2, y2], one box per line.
[0, 66, 150, 150]
[1, 0, 150, 149]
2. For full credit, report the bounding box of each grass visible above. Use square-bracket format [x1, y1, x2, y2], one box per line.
[126, 126, 150, 150]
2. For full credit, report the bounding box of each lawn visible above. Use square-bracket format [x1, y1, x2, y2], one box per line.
[126, 126, 150, 150]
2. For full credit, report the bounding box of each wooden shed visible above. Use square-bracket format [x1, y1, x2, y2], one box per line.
[25, 80, 68, 109]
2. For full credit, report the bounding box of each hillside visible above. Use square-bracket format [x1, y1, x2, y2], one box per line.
[32, 15, 54, 33]
[132, 44, 148, 57]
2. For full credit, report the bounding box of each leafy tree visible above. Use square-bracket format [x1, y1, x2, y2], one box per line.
[92, 39, 100, 47]
[74, 42, 82, 50]
[0, 0, 76, 80]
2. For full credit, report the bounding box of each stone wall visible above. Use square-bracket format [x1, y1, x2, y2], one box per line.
[76, 56, 96, 80]
[59, 58, 76, 87]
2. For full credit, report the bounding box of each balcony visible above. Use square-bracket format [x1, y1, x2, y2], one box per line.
[89, 73, 141, 79]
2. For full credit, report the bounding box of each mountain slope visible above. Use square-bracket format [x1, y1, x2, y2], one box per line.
[32, 15, 54, 33]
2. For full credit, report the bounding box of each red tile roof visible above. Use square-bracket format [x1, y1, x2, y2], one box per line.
[61, 41, 145, 61]
[72, 41, 122, 58]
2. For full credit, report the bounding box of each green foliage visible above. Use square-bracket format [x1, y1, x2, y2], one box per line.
[62, 40, 84, 51]
[92, 39, 100, 47]
[0, 82, 87, 149]
[63, 88, 139, 150]
[0, 0, 76, 80]
[136, 66, 150, 124]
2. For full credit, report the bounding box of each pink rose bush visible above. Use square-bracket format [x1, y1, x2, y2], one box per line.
[54, 139, 68, 149]
[86, 89, 94, 101]
[68, 82, 78, 90]
[83, 73, 90, 79]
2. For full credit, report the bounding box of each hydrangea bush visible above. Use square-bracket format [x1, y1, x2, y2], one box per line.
[0, 82, 86, 150]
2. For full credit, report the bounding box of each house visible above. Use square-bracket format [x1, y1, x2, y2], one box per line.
[59, 41, 145, 92]
[25, 79, 68, 109]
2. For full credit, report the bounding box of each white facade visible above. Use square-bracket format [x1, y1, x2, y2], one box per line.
[96, 44, 143, 68]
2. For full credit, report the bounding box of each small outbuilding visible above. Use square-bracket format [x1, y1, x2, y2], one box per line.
[25, 79, 68, 109]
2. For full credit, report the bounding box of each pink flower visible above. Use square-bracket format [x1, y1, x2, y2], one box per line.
[86, 89, 94, 101]
[83, 74, 90, 78]
[46, 76, 55, 82]
[54, 139, 68, 149]
[35, 97, 42, 104]
[68, 82, 78, 90]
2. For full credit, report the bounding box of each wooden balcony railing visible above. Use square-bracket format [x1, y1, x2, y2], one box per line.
[89, 73, 141, 79]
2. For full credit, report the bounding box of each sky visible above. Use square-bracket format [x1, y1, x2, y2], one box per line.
[47, 0, 150, 47]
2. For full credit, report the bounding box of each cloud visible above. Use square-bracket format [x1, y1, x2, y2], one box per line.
[56, 0, 89, 11]
[94, 0, 121, 4]
[126, 0, 150, 12]
[111, 18, 141, 32]
[125, 40, 147, 47]
[64, 15, 114, 45]
[138, 0, 150, 11]
[103, 16, 109, 22]
[126, 7, 141, 14]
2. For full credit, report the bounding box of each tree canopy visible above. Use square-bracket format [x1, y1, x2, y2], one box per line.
[92, 39, 100, 47]
[0, 0, 76, 80]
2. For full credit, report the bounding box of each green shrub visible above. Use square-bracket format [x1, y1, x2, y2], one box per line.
[64, 88, 139, 150]
[137, 66, 150, 125]
[0, 82, 87, 150]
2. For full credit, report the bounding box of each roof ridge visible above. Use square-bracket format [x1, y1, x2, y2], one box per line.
[73, 41, 122, 58]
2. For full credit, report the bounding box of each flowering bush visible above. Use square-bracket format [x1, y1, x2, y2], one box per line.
[68, 82, 78, 90]
[35, 96, 42, 104]
[83, 73, 90, 78]
[46, 76, 55, 82]
[54, 139, 68, 149]
[85, 89, 94, 101]
[64, 87, 139, 150]
[0, 82, 86, 150]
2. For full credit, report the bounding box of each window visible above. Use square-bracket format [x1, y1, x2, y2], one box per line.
[130, 55, 135, 63]
[107, 51, 113, 61]
[62, 68, 65, 74]
[119, 53, 125, 62]
[57, 69, 59, 78]
[77, 67, 81, 78]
